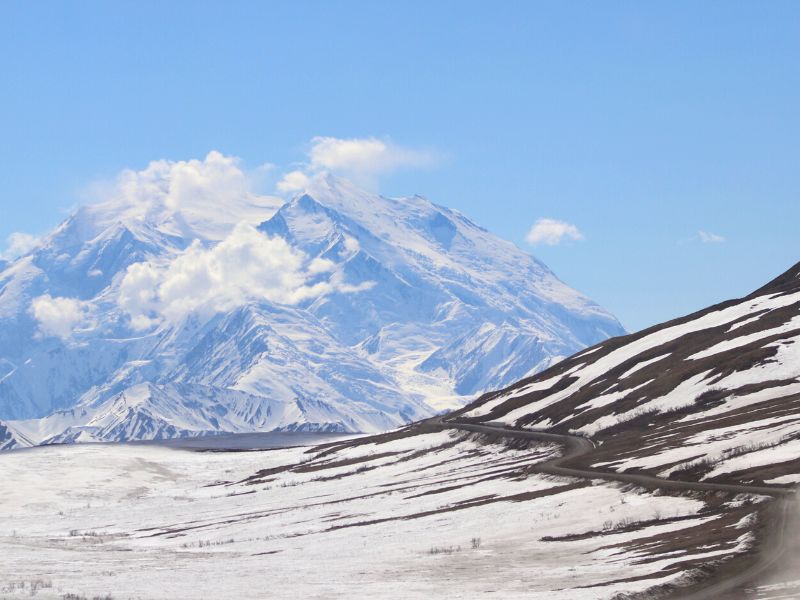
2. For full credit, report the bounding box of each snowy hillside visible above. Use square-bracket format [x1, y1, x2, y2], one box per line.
[0, 426, 762, 600]
[0, 158, 623, 445]
[458, 260, 800, 486]
[0, 419, 29, 451]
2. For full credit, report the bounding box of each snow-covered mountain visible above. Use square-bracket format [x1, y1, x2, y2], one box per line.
[459, 260, 800, 486]
[0, 170, 624, 446]
[0, 419, 27, 451]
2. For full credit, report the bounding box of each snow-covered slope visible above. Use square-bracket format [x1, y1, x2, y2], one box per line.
[0, 171, 623, 445]
[0, 428, 762, 600]
[458, 260, 800, 485]
[0, 419, 27, 450]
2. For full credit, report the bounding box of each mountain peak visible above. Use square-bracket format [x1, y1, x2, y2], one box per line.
[0, 170, 625, 445]
[282, 174, 476, 257]
[44, 169, 284, 251]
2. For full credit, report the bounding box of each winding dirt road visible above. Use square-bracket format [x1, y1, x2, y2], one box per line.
[437, 418, 796, 600]
[444, 420, 794, 497]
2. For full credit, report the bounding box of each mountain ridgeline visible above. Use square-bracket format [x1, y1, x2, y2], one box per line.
[0, 175, 623, 448]
[457, 261, 800, 486]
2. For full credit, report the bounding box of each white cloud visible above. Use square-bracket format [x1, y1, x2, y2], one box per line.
[118, 224, 371, 329]
[1, 232, 40, 260]
[342, 236, 360, 254]
[698, 230, 725, 243]
[85, 151, 284, 241]
[277, 136, 438, 192]
[115, 151, 262, 211]
[525, 218, 584, 246]
[29, 295, 88, 340]
[309, 136, 436, 174]
[276, 170, 311, 193]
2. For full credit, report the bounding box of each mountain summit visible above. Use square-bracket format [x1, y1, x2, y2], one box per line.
[0, 171, 624, 447]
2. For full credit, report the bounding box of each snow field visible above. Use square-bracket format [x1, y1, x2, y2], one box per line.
[0, 432, 750, 599]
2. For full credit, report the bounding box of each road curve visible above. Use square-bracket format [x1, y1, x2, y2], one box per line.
[442, 419, 795, 497]
[435, 418, 796, 600]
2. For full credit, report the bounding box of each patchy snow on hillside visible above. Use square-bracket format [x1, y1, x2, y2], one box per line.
[0, 431, 756, 599]
[458, 261, 800, 487]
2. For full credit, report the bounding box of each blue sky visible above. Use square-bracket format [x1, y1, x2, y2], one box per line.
[1, 1, 798, 332]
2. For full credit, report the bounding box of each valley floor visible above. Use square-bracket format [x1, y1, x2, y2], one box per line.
[0, 426, 778, 600]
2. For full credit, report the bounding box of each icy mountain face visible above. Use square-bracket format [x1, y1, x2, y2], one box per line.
[0, 420, 23, 451]
[460, 261, 800, 486]
[263, 176, 622, 395]
[0, 173, 624, 446]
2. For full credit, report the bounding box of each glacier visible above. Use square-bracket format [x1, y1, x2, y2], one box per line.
[0, 172, 624, 445]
